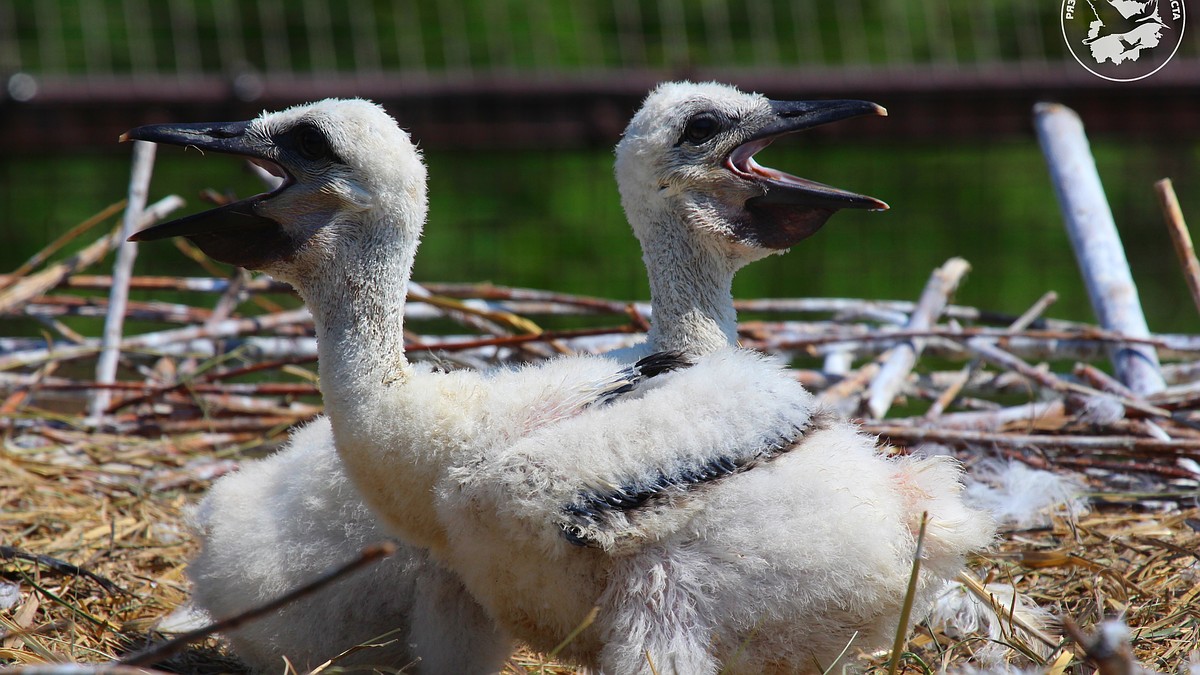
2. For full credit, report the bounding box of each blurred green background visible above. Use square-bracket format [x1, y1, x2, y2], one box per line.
[2, 0, 1198, 339]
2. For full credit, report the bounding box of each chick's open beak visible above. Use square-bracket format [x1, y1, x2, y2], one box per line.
[121, 119, 296, 269]
[730, 99, 888, 212]
[730, 98, 888, 249]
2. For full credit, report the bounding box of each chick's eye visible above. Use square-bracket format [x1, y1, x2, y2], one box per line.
[296, 125, 330, 160]
[683, 113, 719, 144]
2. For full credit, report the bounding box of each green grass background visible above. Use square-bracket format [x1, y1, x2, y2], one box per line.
[3, 136, 1198, 340]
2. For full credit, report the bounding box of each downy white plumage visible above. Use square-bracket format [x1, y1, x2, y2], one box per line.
[128, 83, 993, 674]
[177, 83, 896, 671]
[185, 353, 674, 673]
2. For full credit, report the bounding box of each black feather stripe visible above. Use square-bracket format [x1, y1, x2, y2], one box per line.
[633, 351, 693, 378]
[590, 351, 694, 408]
[558, 412, 831, 547]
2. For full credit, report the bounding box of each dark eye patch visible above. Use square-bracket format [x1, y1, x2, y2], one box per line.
[289, 123, 336, 162]
[679, 112, 721, 145]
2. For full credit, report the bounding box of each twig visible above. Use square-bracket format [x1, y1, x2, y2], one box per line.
[894, 401, 1065, 432]
[429, 284, 1083, 327]
[0, 231, 119, 316]
[0, 273, 293, 295]
[865, 425, 1200, 459]
[1052, 456, 1198, 479]
[955, 570, 1061, 650]
[204, 269, 249, 331]
[1074, 363, 1138, 399]
[1156, 178, 1200, 317]
[0, 200, 126, 292]
[1035, 102, 1164, 396]
[964, 339, 1173, 420]
[817, 350, 883, 413]
[17, 294, 216, 324]
[0, 375, 320, 398]
[0, 307, 311, 372]
[0, 546, 128, 595]
[118, 541, 397, 668]
[546, 606, 600, 661]
[405, 324, 640, 354]
[926, 291, 1057, 418]
[0, 361, 58, 416]
[90, 140, 157, 419]
[867, 257, 971, 418]
[0, 195, 184, 315]
[886, 511, 928, 675]
[31, 314, 88, 346]
[0, 619, 71, 646]
[131, 415, 315, 436]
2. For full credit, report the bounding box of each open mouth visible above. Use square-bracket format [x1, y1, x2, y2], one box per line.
[726, 137, 888, 211]
[725, 103, 889, 212]
[118, 120, 299, 268]
[247, 157, 294, 194]
[726, 99, 889, 249]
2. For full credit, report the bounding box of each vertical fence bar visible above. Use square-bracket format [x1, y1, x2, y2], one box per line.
[747, 0, 780, 65]
[658, 0, 689, 67]
[80, 0, 113, 76]
[614, 0, 646, 69]
[258, 0, 292, 74]
[792, 0, 825, 65]
[35, 1, 67, 74]
[701, 0, 735, 66]
[0, 1, 21, 72]
[350, 2, 382, 73]
[168, 0, 203, 75]
[302, 0, 336, 71]
[212, 0, 247, 74]
[123, 0, 157, 74]
[393, 0, 426, 72]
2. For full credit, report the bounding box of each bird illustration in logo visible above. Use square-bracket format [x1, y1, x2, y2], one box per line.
[1080, 0, 1169, 64]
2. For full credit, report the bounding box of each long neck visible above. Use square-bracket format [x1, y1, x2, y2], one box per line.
[301, 230, 412, 406]
[638, 206, 740, 357]
[290, 219, 451, 549]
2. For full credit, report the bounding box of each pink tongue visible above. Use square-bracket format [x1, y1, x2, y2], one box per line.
[729, 138, 773, 173]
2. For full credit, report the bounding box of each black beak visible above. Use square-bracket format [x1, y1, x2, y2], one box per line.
[120, 120, 261, 161]
[730, 98, 887, 249]
[753, 99, 887, 144]
[736, 99, 888, 211]
[121, 120, 296, 269]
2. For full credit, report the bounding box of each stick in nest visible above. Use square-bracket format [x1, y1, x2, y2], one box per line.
[117, 541, 397, 668]
[0, 546, 128, 596]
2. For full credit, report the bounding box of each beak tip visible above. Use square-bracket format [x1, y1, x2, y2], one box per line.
[874, 104, 888, 117]
[118, 131, 131, 143]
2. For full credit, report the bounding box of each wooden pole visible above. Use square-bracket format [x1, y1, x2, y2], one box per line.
[1034, 102, 1165, 396]
[89, 140, 157, 421]
[1155, 178, 1200, 317]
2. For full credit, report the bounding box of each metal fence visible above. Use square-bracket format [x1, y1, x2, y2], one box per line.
[1, 0, 1097, 77]
[2, 0, 1198, 151]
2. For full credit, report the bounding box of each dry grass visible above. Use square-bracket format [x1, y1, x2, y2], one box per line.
[3, 422, 1199, 674]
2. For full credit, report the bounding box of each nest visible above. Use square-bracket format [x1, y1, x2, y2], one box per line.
[3, 193, 1200, 674]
